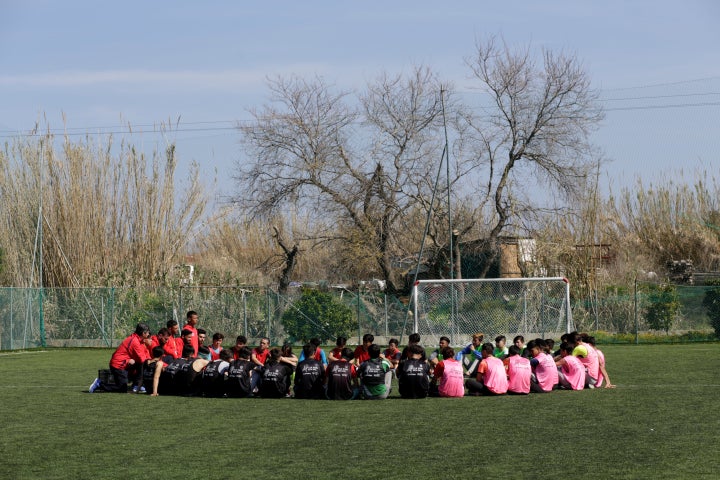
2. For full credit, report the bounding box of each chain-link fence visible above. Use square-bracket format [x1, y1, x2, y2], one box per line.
[0, 281, 717, 350]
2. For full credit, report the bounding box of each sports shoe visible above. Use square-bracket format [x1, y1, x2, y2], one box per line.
[137, 386, 147, 394]
[89, 378, 101, 393]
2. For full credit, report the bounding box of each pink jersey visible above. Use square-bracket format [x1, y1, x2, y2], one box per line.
[507, 355, 531, 394]
[479, 356, 508, 394]
[533, 352, 559, 392]
[438, 359, 465, 397]
[560, 354, 586, 390]
[576, 343, 599, 381]
[595, 349, 606, 387]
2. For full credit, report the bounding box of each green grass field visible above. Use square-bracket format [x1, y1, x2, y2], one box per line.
[1, 344, 719, 479]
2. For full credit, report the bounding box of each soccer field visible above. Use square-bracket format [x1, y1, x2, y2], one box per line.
[1, 344, 718, 479]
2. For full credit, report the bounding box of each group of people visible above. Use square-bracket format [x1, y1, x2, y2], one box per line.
[88, 311, 614, 399]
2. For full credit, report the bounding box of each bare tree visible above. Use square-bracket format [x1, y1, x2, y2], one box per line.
[464, 37, 604, 276]
[235, 68, 461, 292]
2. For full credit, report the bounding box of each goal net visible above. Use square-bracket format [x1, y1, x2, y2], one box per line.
[411, 277, 574, 345]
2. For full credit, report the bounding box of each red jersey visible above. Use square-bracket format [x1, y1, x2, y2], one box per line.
[253, 347, 270, 365]
[353, 346, 370, 365]
[109, 333, 151, 370]
[210, 346, 223, 361]
[182, 323, 199, 356]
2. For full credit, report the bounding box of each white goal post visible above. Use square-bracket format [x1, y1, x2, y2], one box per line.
[411, 277, 574, 345]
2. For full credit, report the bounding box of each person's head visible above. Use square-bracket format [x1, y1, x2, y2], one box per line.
[495, 335, 506, 348]
[157, 327, 170, 345]
[409, 333, 421, 345]
[341, 347, 355, 361]
[409, 344, 425, 359]
[544, 339, 555, 352]
[309, 337, 321, 348]
[167, 319, 179, 336]
[439, 336, 450, 349]
[362, 333, 374, 346]
[513, 335, 525, 348]
[303, 343, 315, 359]
[134, 322, 150, 337]
[481, 342, 495, 357]
[181, 328, 193, 344]
[152, 346, 164, 359]
[198, 346, 211, 361]
[258, 337, 270, 351]
[368, 344, 381, 359]
[560, 333, 570, 343]
[235, 335, 247, 349]
[569, 331, 581, 344]
[586, 336, 597, 347]
[182, 344, 195, 359]
[471, 333, 484, 347]
[559, 342, 575, 357]
[527, 340, 540, 357]
[388, 338, 399, 350]
[212, 332, 224, 346]
[269, 347, 282, 362]
[197, 328, 207, 346]
[238, 346, 252, 360]
[219, 349, 233, 362]
[580, 333, 591, 344]
[282, 343, 293, 356]
[186, 310, 198, 326]
[508, 345, 521, 357]
[440, 346, 455, 360]
[335, 336, 347, 347]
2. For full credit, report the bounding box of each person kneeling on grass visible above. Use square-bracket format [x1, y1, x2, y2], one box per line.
[429, 346, 465, 398]
[465, 343, 508, 396]
[357, 344, 393, 400]
[259, 348, 294, 398]
[142, 346, 167, 396]
[89, 322, 151, 394]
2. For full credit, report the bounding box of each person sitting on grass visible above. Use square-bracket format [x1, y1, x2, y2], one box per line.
[383, 338, 402, 370]
[493, 335, 509, 359]
[231, 335, 248, 360]
[513, 335, 528, 358]
[259, 348, 294, 398]
[251, 337, 271, 392]
[201, 349, 232, 397]
[400, 332, 425, 364]
[357, 344, 393, 400]
[398, 344, 430, 399]
[294, 343, 326, 399]
[158, 344, 194, 396]
[428, 336, 450, 370]
[353, 333, 374, 366]
[325, 347, 359, 400]
[328, 336, 347, 362]
[504, 345, 531, 394]
[455, 333, 484, 378]
[528, 340, 559, 393]
[430, 346, 465, 398]
[587, 336, 615, 389]
[298, 337, 328, 366]
[279, 343, 298, 370]
[555, 342, 586, 391]
[142, 346, 167, 396]
[89, 322, 151, 394]
[571, 332, 599, 388]
[466, 343, 508, 396]
[176, 346, 210, 396]
[225, 346, 254, 398]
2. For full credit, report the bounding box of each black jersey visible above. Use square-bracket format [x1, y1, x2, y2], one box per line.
[159, 357, 188, 396]
[225, 359, 253, 397]
[201, 360, 227, 397]
[142, 359, 161, 393]
[293, 358, 325, 399]
[398, 358, 430, 398]
[175, 359, 203, 396]
[259, 361, 293, 398]
[326, 360, 356, 400]
[357, 358, 389, 387]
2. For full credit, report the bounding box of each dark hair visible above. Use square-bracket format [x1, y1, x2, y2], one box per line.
[309, 338, 321, 347]
[586, 336, 597, 346]
[212, 332, 224, 342]
[560, 342, 575, 354]
[157, 327, 169, 336]
[238, 347, 252, 359]
[439, 336, 450, 344]
[341, 347, 355, 361]
[303, 343, 315, 359]
[186, 310, 198, 319]
[508, 345, 521, 357]
[269, 347, 282, 362]
[336, 336, 347, 347]
[282, 343, 293, 356]
[182, 344, 195, 358]
[198, 346, 210, 356]
[482, 342, 495, 355]
[166, 319, 178, 329]
[513, 335, 524, 343]
[181, 329, 193, 337]
[219, 349, 233, 362]
[409, 344, 425, 355]
[197, 328, 207, 335]
[236, 335, 247, 344]
[440, 346, 455, 359]
[389, 338, 399, 346]
[409, 333, 421, 343]
[495, 335, 506, 344]
[368, 344, 381, 359]
[526, 340, 537, 351]
[135, 323, 150, 336]
[362, 333, 374, 343]
[544, 339, 555, 350]
[152, 346, 164, 358]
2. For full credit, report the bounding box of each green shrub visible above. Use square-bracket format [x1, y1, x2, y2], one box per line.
[702, 280, 720, 339]
[281, 289, 354, 343]
[644, 283, 680, 334]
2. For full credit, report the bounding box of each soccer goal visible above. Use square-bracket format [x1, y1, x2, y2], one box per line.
[411, 277, 574, 345]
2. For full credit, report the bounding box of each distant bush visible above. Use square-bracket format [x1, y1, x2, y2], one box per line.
[702, 280, 720, 339]
[281, 289, 354, 343]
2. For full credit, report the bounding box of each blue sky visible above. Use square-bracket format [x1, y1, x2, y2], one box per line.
[1, 0, 719, 200]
